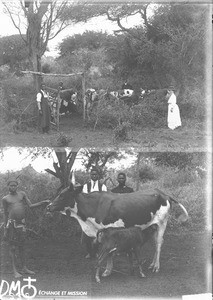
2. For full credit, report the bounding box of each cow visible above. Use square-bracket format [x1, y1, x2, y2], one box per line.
[95, 224, 158, 283]
[84, 88, 99, 120]
[46, 184, 188, 277]
[59, 89, 77, 115]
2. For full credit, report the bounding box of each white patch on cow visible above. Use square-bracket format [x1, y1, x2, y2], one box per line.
[60, 204, 125, 238]
[135, 200, 171, 230]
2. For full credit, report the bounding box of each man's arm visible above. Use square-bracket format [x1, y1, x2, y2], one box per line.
[2, 197, 9, 226]
[22, 192, 50, 208]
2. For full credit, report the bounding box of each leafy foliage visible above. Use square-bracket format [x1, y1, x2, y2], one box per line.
[0, 35, 28, 70]
[154, 152, 207, 170]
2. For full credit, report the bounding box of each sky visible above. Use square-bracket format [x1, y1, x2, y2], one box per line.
[0, 148, 137, 174]
[0, 2, 144, 57]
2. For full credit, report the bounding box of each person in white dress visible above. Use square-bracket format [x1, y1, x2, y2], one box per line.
[167, 88, 182, 130]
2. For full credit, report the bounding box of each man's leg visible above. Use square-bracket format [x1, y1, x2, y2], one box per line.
[19, 245, 35, 275]
[9, 245, 22, 278]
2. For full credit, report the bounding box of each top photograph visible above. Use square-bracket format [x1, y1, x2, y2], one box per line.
[0, 1, 211, 151]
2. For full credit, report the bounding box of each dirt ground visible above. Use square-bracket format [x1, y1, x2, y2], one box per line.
[0, 114, 210, 151]
[0, 230, 211, 299]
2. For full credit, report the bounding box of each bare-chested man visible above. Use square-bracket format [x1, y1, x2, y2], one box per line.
[2, 179, 50, 278]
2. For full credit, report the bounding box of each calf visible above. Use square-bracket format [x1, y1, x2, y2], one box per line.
[95, 224, 158, 283]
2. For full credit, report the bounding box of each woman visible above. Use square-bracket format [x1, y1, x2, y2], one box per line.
[167, 87, 182, 130]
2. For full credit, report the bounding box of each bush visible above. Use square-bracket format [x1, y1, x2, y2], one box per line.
[162, 169, 197, 188]
[180, 86, 206, 122]
[138, 164, 157, 182]
[1, 76, 37, 129]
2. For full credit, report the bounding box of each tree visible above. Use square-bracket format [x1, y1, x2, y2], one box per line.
[58, 31, 110, 56]
[61, 2, 207, 90]
[0, 35, 28, 70]
[45, 148, 78, 191]
[2, 0, 71, 90]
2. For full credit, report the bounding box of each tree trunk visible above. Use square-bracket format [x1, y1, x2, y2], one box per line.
[26, 2, 49, 91]
[45, 149, 78, 191]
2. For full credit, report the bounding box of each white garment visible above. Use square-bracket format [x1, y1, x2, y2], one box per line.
[82, 180, 107, 193]
[36, 89, 49, 102]
[167, 92, 182, 130]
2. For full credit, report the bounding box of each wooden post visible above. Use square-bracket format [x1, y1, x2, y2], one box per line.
[56, 91, 60, 131]
[82, 72, 86, 121]
[136, 152, 141, 191]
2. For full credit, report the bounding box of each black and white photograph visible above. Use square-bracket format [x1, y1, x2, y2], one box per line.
[0, 0, 211, 150]
[0, 0, 212, 300]
[0, 148, 211, 299]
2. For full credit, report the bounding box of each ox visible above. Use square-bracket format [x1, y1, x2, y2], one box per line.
[84, 88, 99, 120]
[59, 89, 77, 115]
[47, 184, 188, 277]
[95, 224, 158, 282]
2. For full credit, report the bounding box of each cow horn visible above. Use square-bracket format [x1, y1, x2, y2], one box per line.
[109, 247, 117, 254]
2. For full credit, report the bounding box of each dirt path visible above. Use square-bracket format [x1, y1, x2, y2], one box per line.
[0, 114, 209, 150]
[0, 231, 211, 299]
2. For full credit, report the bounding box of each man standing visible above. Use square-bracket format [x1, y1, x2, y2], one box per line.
[82, 167, 107, 258]
[2, 178, 50, 278]
[111, 172, 134, 194]
[36, 83, 51, 134]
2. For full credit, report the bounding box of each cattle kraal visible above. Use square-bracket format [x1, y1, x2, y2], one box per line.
[47, 184, 188, 276]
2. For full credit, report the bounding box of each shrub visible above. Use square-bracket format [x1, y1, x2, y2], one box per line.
[162, 169, 197, 188]
[1, 76, 37, 129]
[138, 164, 157, 182]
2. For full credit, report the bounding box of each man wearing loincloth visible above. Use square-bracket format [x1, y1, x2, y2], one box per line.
[2, 178, 49, 278]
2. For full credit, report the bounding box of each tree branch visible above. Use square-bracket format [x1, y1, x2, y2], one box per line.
[45, 168, 58, 177]
[3, 2, 27, 44]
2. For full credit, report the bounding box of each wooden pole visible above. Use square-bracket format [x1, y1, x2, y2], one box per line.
[21, 71, 83, 77]
[136, 152, 141, 191]
[56, 93, 60, 131]
[82, 73, 86, 121]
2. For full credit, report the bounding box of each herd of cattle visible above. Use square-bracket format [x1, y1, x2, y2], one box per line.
[49, 87, 157, 119]
[46, 181, 188, 283]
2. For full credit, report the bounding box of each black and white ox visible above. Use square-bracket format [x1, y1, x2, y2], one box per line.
[59, 89, 77, 114]
[47, 184, 188, 277]
[84, 88, 99, 120]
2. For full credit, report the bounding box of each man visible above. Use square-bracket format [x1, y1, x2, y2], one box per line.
[36, 83, 51, 134]
[2, 178, 50, 278]
[111, 172, 134, 194]
[82, 167, 107, 258]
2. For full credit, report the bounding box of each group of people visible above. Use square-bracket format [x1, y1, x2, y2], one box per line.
[1, 169, 134, 276]
[81, 167, 134, 259]
[36, 81, 181, 133]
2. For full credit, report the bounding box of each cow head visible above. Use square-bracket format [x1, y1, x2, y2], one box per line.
[47, 183, 83, 213]
[71, 92, 77, 104]
[96, 228, 118, 261]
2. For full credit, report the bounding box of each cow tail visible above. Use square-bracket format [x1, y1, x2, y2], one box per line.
[169, 196, 189, 223]
[155, 188, 188, 223]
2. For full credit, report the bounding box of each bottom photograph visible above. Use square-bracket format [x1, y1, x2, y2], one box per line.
[0, 148, 211, 299]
